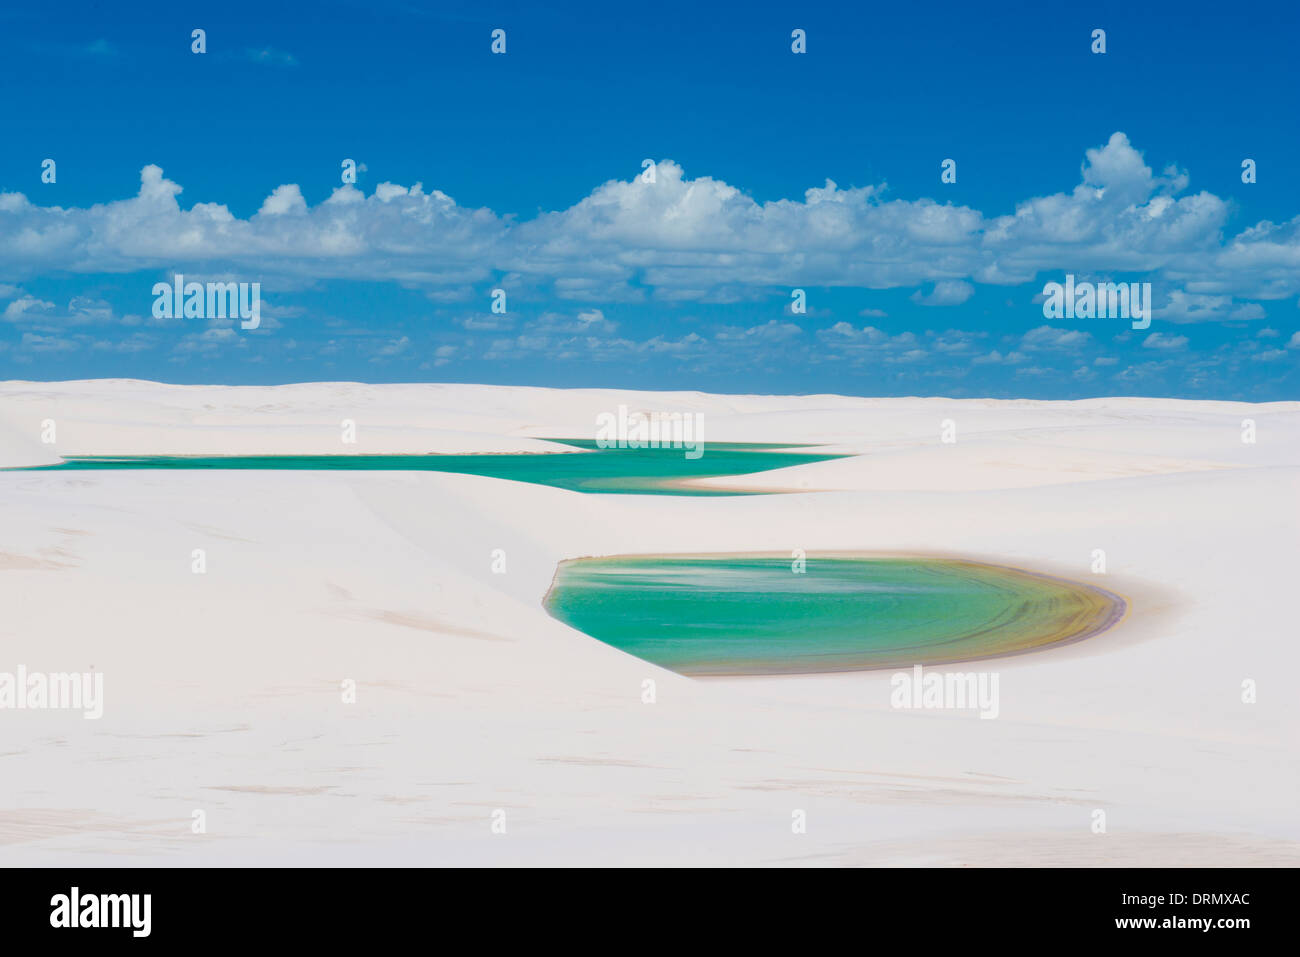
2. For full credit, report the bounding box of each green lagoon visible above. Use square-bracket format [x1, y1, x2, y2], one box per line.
[19, 440, 843, 496]
[543, 555, 1125, 675]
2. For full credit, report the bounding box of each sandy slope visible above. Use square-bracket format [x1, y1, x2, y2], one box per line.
[1, 380, 1297, 866]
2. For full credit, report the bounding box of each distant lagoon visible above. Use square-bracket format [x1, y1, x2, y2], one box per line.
[17, 440, 844, 496]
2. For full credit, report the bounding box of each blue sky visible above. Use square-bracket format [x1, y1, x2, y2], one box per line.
[1, 0, 1298, 398]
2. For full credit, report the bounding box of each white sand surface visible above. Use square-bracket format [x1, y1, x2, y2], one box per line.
[1, 380, 1297, 866]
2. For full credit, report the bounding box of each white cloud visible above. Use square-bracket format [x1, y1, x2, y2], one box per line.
[714, 319, 802, 343]
[972, 349, 1026, 365]
[3, 296, 55, 322]
[3, 295, 118, 326]
[1156, 290, 1233, 323]
[258, 184, 308, 217]
[910, 280, 974, 307]
[1020, 325, 1092, 351]
[20, 332, 76, 353]
[817, 323, 917, 351]
[0, 134, 1294, 315]
[373, 335, 410, 359]
[532, 310, 618, 334]
[1142, 332, 1189, 350]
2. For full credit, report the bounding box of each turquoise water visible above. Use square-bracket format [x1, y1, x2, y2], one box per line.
[16, 441, 844, 496]
[544, 555, 1126, 675]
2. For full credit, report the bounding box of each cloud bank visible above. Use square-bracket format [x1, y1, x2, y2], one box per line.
[1, 133, 1297, 318]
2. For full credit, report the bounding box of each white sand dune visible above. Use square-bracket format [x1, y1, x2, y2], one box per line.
[1, 380, 1297, 866]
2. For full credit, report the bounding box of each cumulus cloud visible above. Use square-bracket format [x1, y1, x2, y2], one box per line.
[1020, 325, 1092, 351]
[1143, 332, 1189, 350]
[532, 309, 618, 334]
[818, 323, 917, 351]
[3, 296, 55, 322]
[372, 335, 410, 359]
[815, 324, 999, 367]
[972, 349, 1027, 365]
[4, 295, 122, 326]
[1156, 290, 1233, 322]
[20, 332, 76, 353]
[714, 319, 802, 343]
[258, 184, 308, 217]
[0, 134, 1295, 315]
[911, 280, 974, 307]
